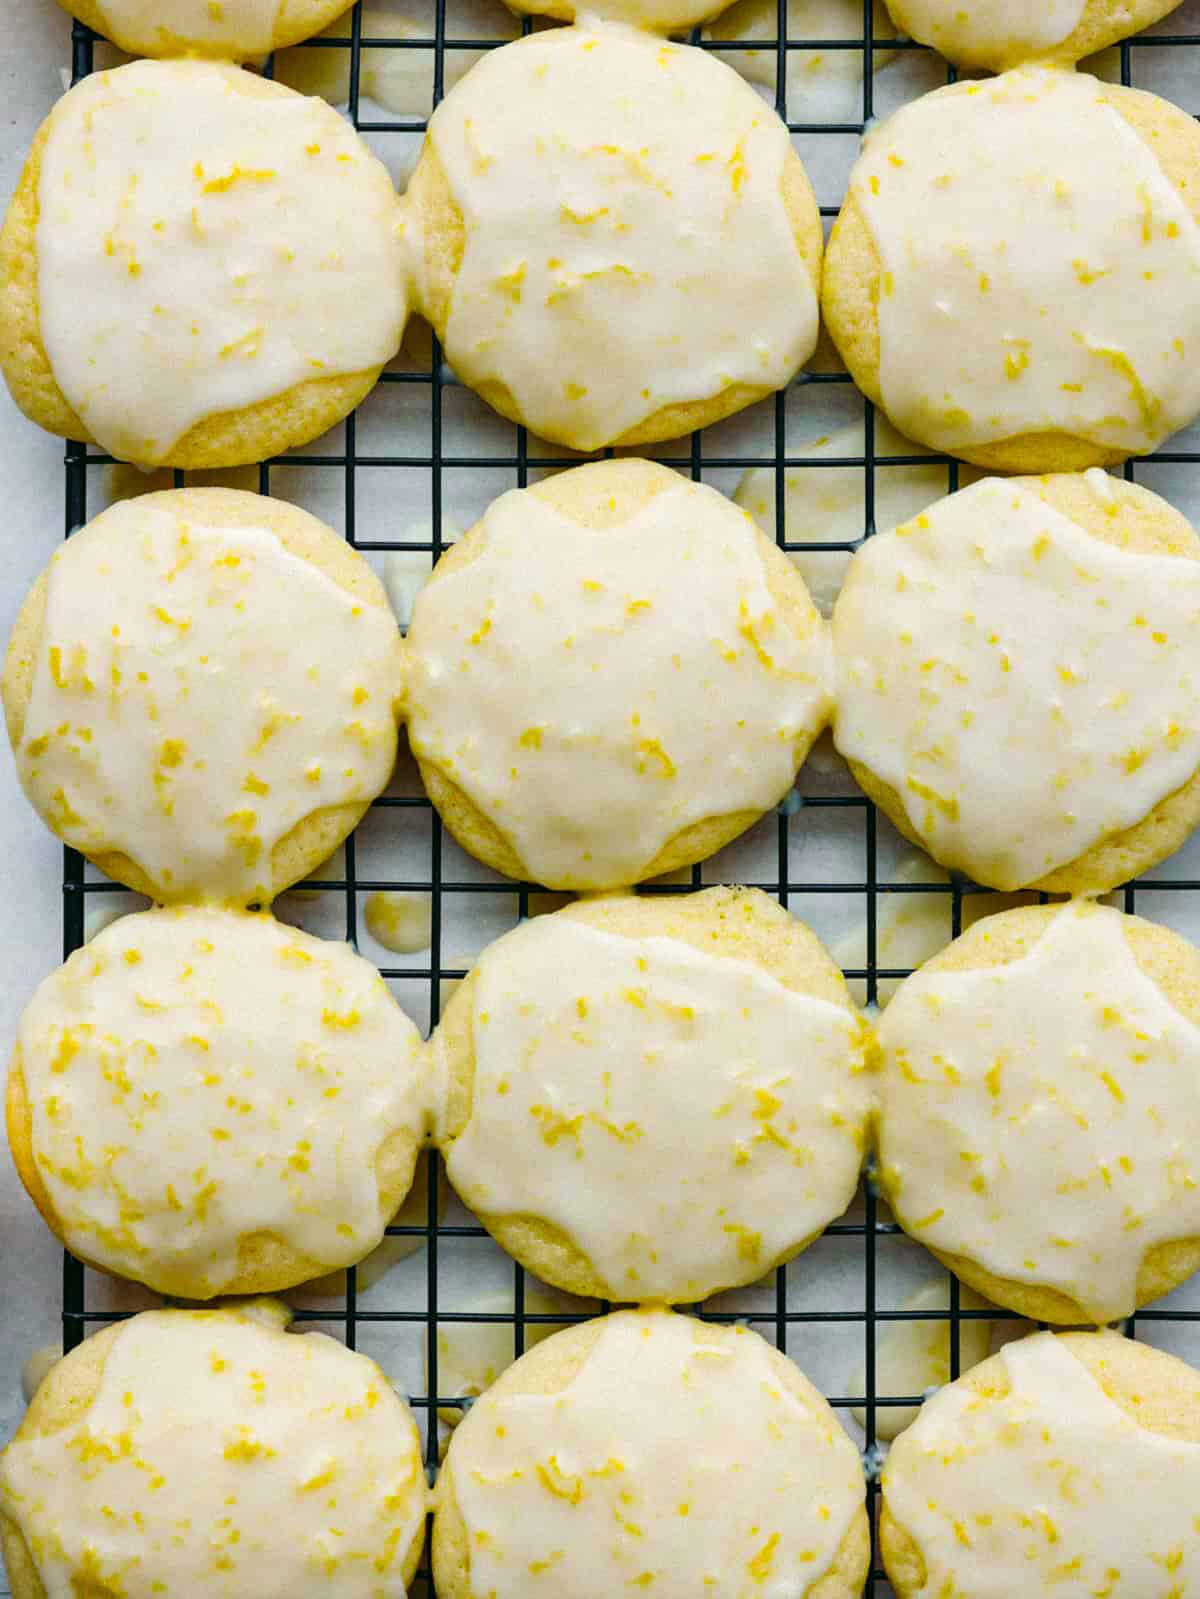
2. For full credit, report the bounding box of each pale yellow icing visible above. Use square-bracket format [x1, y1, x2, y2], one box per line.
[833, 477, 1200, 891]
[850, 67, 1200, 458]
[16, 906, 425, 1295]
[893, 0, 1086, 62]
[883, 1331, 1200, 1597]
[93, 0, 282, 53]
[445, 1309, 865, 1598]
[36, 60, 406, 466]
[433, 913, 871, 1301]
[365, 890, 433, 955]
[420, 23, 817, 450]
[0, 1308, 426, 1598]
[878, 901, 1200, 1323]
[15, 496, 403, 905]
[405, 476, 832, 889]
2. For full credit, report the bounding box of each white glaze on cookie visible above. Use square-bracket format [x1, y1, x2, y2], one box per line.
[447, 1309, 864, 1599]
[883, 1332, 1200, 1597]
[833, 477, 1200, 890]
[877, 902, 1200, 1323]
[434, 915, 871, 1300]
[16, 906, 425, 1295]
[850, 67, 1200, 457]
[421, 24, 817, 450]
[0, 1308, 426, 1598]
[15, 497, 402, 904]
[92, 0, 282, 53]
[891, 0, 1085, 63]
[36, 60, 406, 465]
[405, 477, 832, 889]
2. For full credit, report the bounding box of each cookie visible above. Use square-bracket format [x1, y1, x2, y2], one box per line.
[433, 1307, 869, 1599]
[881, 1329, 1200, 1599]
[3, 488, 403, 906]
[404, 459, 833, 890]
[430, 887, 873, 1303]
[833, 472, 1200, 894]
[884, 0, 1183, 73]
[57, 0, 358, 60]
[0, 1302, 427, 1599]
[7, 905, 427, 1299]
[822, 67, 1200, 472]
[505, 0, 726, 35]
[404, 23, 822, 451]
[0, 59, 407, 468]
[876, 900, 1200, 1325]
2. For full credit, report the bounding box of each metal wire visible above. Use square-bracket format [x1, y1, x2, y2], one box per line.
[52, 4, 1200, 1592]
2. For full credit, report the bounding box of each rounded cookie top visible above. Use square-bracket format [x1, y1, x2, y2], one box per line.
[876, 900, 1200, 1324]
[882, 1330, 1200, 1599]
[502, 0, 729, 36]
[883, 0, 1182, 72]
[431, 888, 873, 1303]
[10, 58, 406, 467]
[404, 460, 832, 890]
[59, 0, 359, 60]
[0, 1304, 427, 1599]
[434, 1308, 868, 1599]
[406, 23, 820, 451]
[4, 488, 403, 906]
[9, 906, 427, 1298]
[822, 66, 1200, 470]
[832, 473, 1200, 893]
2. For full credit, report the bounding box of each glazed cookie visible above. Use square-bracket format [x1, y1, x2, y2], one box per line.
[405, 24, 822, 451]
[876, 901, 1200, 1325]
[884, 0, 1183, 73]
[57, 0, 357, 60]
[430, 888, 873, 1303]
[833, 473, 1200, 894]
[0, 59, 407, 467]
[881, 1330, 1200, 1599]
[7, 905, 426, 1299]
[0, 1302, 427, 1599]
[433, 1308, 869, 1599]
[822, 67, 1200, 472]
[504, 0, 726, 35]
[404, 460, 832, 890]
[3, 488, 403, 905]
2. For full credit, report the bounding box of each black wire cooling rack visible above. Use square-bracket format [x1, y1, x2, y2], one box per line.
[43, 3, 1200, 1593]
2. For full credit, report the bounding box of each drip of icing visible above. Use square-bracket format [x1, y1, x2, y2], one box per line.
[833, 477, 1200, 890]
[36, 60, 406, 465]
[850, 67, 1200, 456]
[16, 906, 425, 1295]
[437, 915, 871, 1301]
[406, 478, 832, 889]
[16, 499, 402, 905]
[448, 1309, 864, 1599]
[423, 24, 817, 450]
[878, 901, 1200, 1323]
[0, 1310, 426, 1598]
[365, 890, 433, 954]
[884, 1332, 1200, 1597]
[893, 0, 1086, 61]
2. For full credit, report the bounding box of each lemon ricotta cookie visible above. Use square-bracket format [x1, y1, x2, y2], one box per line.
[4, 488, 403, 905]
[7, 905, 427, 1299]
[833, 473, 1200, 894]
[503, 0, 728, 35]
[0, 1301, 427, 1599]
[404, 460, 833, 890]
[430, 888, 873, 1303]
[433, 1308, 869, 1599]
[882, 0, 1183, 73]
[56, 0, 358, 61]
[822, 66, 1200, 472]
[0, 59, 407, 468]
[404, 23, 822, 451]
[881, 1329, 1200, 1599]
[877, 900, 1200, 1325]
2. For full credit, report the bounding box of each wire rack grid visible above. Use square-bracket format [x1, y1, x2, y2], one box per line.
[41, 2, 1200, 1594]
